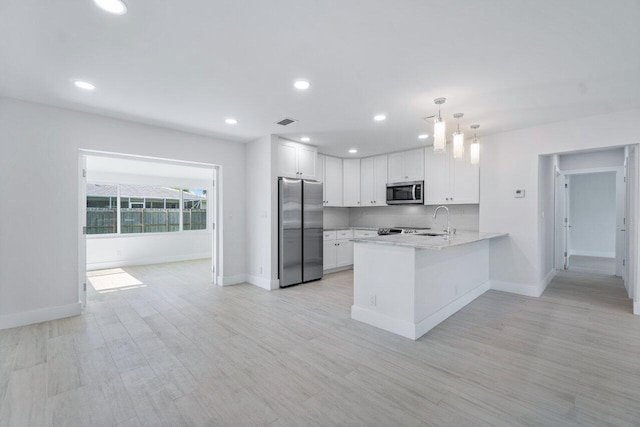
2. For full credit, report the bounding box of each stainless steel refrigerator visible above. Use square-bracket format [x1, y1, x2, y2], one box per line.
[278, 177, 323, 287]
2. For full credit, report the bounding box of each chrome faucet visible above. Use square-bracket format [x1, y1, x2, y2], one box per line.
[433, 205, 451, 235]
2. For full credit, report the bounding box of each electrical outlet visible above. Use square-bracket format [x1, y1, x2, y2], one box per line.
[369, 295, 377, 306]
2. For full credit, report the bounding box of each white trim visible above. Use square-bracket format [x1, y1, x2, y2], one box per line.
[323, 265, 353, 274]
[351, 306, 416, 339]
[414, 281, 491, 339]
[87, 254, 211, 271]
[561, 166, 624, 176]
[569, 250, 616, 258]
[634, 300, 640, 315]
[0, 303, 82, 331]
[490, 269, 556, 298]
[221, 274, 247, 286]
[246, 275, 280, 290]
[352, 281, 491, 341]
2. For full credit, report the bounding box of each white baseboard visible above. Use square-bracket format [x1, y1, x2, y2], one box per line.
[634, 301, 640, 315]
[540, 268, 558, 294]
[569, 250, 615, 259]
[414, 281, 491, 339]
[246, 275, 279, 290]
[323, 265, 353, 274]
[0, 302, 82, 330]
[351, 306, 416, 340]
[490, 269, 557, 298]
[221, 274, 247, 286]
[87, 253, 211, 271]
[352, 281, 490, 341]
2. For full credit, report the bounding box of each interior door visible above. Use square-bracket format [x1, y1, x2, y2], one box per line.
[564, 175, 571, 269]
[617, 166, 627, 277]
[78, 154, 87, 307]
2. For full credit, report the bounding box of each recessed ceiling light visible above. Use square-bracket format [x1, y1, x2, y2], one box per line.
[225, 118, 238, 125]
[349, 149, 358, 154]
[73, 80, 95, 91]
[93, 0, 127, 15]
[300, 137, 310, 142]
[294, 80, 310, 90]
[374, 114, 386, 121]
[418, 134, 429, 139]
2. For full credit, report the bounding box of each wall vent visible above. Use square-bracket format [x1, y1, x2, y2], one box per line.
[275, 118, 297, 126]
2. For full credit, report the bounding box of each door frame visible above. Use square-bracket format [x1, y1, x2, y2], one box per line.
[556, 166, 625, 275]
[78, 149, 222, 308]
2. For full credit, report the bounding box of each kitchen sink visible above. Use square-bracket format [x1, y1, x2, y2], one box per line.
[415, 232, 448, 237]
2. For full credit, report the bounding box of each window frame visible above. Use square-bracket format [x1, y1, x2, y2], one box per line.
[86, 182, 209, 238]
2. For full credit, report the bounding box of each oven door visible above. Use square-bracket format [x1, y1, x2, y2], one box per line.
[386, 181, 423, 204]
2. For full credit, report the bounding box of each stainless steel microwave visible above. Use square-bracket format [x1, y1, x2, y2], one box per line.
[386, 181, 424, 205]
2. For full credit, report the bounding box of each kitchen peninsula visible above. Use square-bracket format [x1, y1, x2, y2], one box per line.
[351, 231, 507, 340]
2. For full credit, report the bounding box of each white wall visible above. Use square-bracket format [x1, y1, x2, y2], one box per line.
[349, 205, 479, 231]
[245, 135, 278, 290]
[0, 97, 246, 329]
[560, 148, 625, 170]
[481, 107, 640, 298]
[569, 173, 617, 258]
[85, 161, 214, 270]
[537, 155, 556, 285]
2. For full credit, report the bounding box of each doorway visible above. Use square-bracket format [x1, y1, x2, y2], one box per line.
[78, 150, 221, 307]
[551, 148, 629, 282]
[561, 171, 622, 275]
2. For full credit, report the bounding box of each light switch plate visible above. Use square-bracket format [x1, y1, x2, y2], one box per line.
[514, 189, 525, 198]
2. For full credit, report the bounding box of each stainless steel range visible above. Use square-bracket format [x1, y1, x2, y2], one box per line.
[377, 226, 431, 236]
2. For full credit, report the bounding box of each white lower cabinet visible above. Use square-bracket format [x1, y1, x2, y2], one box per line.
[336, 240, 354, 266]
[323, 229, 357, 270]
[323, 241, 337, 270]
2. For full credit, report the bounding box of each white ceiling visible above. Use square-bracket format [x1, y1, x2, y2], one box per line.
[1, 0, 639, 157]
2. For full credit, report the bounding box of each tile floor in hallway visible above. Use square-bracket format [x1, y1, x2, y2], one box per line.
[0, 259, 639, 426]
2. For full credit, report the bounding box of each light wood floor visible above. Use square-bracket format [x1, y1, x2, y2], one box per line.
[569, 255, 616, 275]
[0, 260, 638, 426]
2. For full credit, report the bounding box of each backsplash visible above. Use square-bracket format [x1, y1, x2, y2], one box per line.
[323, 205, 479, 231]
[349, 205, 479, 231]
[323, 207, 350, 228]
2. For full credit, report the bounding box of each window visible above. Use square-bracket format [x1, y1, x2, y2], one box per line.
[183, 189, 207, 231]
[87, 184, 207, 235]
[86, 184, 117, 235]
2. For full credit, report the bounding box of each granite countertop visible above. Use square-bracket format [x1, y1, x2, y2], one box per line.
[351, 231, 508, 250]
[323, 227, 380, 231]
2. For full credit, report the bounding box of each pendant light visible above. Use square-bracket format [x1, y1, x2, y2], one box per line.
[470, 124, 480, 166]
[452, 113, 464, 160]
[432, 98, 446, 153]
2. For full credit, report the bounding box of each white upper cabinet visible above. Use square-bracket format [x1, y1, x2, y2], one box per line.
[424, 143, 479, 205]
[277, 140, 317, 179]
[387, 148, 424, 183]
[361, 155, 388, 206]
[343, 159, 361, 207]
[324, 155, 343, 207]
[451, 143, 480, 204]
[277, 141, 298, 178]
[424, 145, 451, 204]
[297, 145, 317, 179]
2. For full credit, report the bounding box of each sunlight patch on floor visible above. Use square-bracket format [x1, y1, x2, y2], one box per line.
[87, 268, 146, 293]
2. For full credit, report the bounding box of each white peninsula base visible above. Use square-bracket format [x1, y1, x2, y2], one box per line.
[351, 233, 505, 340]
